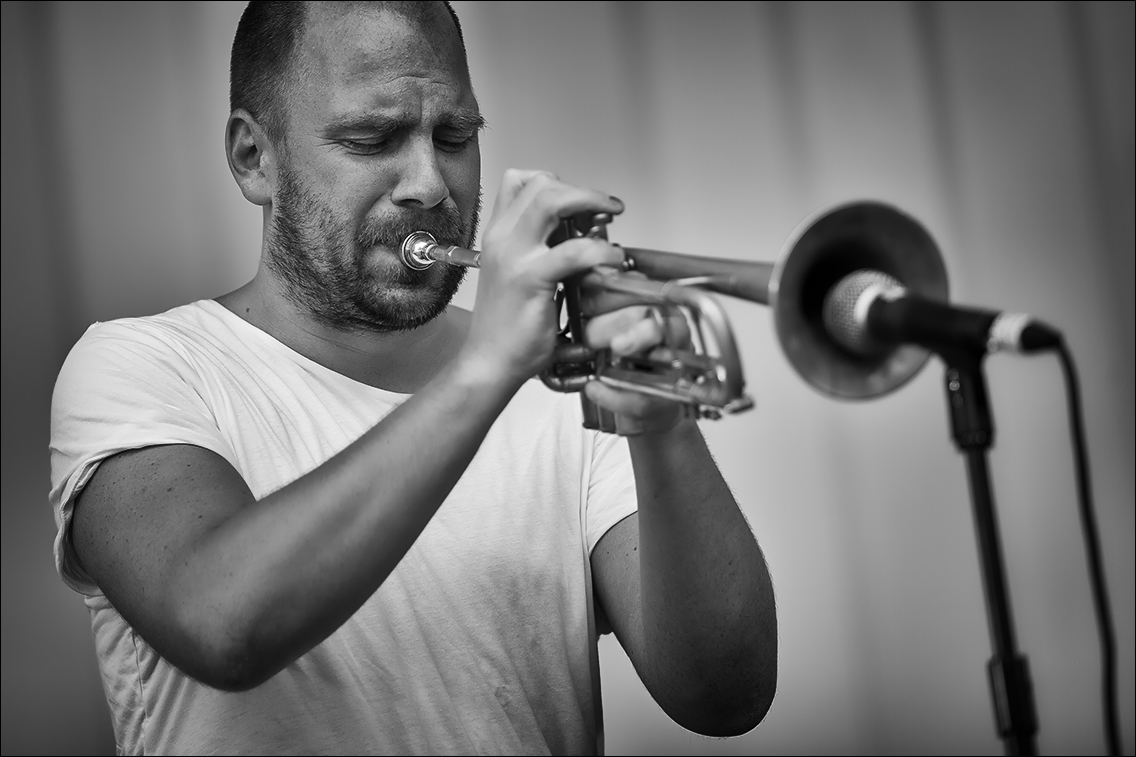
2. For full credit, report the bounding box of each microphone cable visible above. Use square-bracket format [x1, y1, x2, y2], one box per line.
[1055, 338, 1121, 756]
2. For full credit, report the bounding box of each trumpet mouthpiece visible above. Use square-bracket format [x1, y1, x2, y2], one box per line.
[401, 231, 440, 270]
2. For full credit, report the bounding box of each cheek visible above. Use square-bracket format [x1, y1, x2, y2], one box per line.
[444, 150, 481, 219]
[292, 149, 391, 217]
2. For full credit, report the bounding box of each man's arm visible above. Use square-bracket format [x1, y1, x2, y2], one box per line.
[586, 316, 777, 736]
[70, 171, 625, 691]
[72, 357, 515, 691]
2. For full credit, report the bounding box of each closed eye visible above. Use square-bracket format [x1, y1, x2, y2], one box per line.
[339, 139, 389, 156]
[434, 133, 477, 153]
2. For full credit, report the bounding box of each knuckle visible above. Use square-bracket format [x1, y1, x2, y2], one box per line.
[503, 168, 558, 198]
[532, 189, 558, 215]
[623, 392, 651, 416]
[526, 172, 560, 198]
[500, 169, 526, 195]
[550, 236, 584, 261]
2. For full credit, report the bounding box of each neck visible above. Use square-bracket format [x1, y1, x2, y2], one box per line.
[216, 265, 469, 394]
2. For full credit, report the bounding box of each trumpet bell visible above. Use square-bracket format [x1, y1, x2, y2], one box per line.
[771, 201, 949, 400]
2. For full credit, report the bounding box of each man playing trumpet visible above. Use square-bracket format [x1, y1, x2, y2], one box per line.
[48, 2, 777, 753]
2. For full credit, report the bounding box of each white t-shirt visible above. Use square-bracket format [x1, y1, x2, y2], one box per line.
[49, 299, 638, 756]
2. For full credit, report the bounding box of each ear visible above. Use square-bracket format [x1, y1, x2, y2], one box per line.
[226, 109, 276, 206]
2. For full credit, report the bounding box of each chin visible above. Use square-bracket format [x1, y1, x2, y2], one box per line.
[352, 282, 450, 329]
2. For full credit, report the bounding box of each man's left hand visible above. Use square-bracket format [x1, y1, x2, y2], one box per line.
[582, 303, 695, 435]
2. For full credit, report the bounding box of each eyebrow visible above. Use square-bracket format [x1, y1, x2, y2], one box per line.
[322, 110, 487, 136]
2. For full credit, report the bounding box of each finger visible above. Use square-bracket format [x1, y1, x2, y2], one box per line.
[578, 271, 650, 316]
[658, 306, 692, 346]
[501, 178, 624, 249]
[612, 316, 664, 356]
[584, 379, 661, 418]
[528, 237, 625, 282]
[484, 170, 561, 246]
[584, 380, 688, 434]
[584, 306, 659, 353]
[491, 169, 559, 219]
[587, 304, 693, 350]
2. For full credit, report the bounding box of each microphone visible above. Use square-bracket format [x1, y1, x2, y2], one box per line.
[821, 270, 1062, 358]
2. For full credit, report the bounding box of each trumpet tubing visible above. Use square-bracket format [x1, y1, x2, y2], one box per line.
[619, 247, 773, 304]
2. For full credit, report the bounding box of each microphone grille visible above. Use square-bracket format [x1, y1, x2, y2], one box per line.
[822, 270, 904, 356]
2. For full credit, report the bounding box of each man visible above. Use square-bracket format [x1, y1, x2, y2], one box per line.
[48, 2, 776, 754]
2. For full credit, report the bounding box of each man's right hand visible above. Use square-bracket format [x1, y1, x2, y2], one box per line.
[458, 169, 625, 387]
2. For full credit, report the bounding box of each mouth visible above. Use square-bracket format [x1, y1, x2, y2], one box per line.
[355, 212, 468, 274]
[359, 244, 437, 286]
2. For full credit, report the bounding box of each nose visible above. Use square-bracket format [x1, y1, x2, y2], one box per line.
[390, 137, 449, 209]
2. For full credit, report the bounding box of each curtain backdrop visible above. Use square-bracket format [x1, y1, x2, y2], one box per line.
[2, 2, 1132, 755]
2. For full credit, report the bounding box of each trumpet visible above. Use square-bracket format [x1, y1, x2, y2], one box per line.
[401, 201, 949, 433]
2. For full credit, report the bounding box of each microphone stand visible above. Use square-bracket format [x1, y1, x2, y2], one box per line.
[938, 344, 1038, 756]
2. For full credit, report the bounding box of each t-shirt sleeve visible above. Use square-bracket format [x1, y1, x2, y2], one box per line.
[48, 321, 237, 596]
[584, 428, 638, 554]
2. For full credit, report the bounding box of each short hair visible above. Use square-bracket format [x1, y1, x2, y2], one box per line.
[230, 1, 467, 143]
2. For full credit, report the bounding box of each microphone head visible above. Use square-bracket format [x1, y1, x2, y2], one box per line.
[821, 270, 904, 357]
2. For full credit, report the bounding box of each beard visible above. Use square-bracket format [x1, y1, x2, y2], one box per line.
[265, 166, 481, 332]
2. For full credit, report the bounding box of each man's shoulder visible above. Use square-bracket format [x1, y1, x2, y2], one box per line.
[76, 299, 225, 344]
[63, 299, 253, 371]
[52, 300, 242, 403]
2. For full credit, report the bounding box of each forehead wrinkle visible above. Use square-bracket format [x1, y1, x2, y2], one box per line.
[323, 107, 485, 135]
[318, 72, 481, 140]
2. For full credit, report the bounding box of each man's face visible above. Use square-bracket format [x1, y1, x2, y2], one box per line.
[265, 5, 483, 332]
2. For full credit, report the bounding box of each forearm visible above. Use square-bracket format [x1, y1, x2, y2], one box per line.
[628, 420, 777, 733]
[167, 353, 518, 688]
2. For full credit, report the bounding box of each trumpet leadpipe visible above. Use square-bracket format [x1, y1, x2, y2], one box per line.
[619, 247, 774, 305]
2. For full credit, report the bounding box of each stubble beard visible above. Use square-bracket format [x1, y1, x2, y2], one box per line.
[265, 166, 481, 333]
